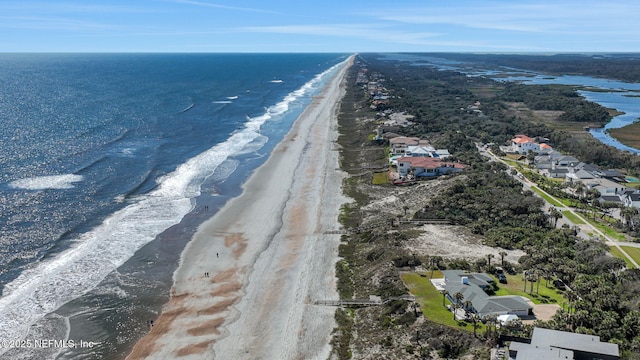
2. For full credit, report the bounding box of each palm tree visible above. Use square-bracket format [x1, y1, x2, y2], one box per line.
[565, 290, 578, 314]
[452, 292, 464, 319]
[452, 302, 460, 320]
[549, 207, 563, 228]
[483, 314, 498, 338]
[487, 254, 494, 269]
[454, 291, 464, 304]
[441, 290, 449, 307]
[463, 300, 473, 316]
[575, 182, 587, 200]
[621, 206, 639, 230]
[499, 251, 508, 267]
[470, 313, 480, 338]
[528, 271, 537, 294]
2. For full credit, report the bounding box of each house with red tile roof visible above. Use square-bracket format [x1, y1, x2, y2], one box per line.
[397, 156, 466, 178]
[511, 134, 552, 154]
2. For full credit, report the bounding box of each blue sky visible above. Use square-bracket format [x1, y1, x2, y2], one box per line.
[2, 0, 639, 53]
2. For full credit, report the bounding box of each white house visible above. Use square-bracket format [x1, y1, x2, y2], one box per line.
[578, 178, 626, 196]
[622, 191, 640, 208]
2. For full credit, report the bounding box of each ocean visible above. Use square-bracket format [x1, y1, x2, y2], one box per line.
[0, 53, 348, 359]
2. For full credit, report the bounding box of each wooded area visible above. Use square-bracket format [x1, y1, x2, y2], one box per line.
[355, 53, 640, 358]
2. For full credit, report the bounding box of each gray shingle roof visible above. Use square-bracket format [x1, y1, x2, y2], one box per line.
[530, 328, 619, 357]
[441, 270, 531, 316]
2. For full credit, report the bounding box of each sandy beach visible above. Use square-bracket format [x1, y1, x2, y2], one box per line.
[128, 56, 353, 359]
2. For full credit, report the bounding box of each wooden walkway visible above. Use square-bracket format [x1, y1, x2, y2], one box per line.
[314, 295, 415, 307]
[399, 219, 452, 225]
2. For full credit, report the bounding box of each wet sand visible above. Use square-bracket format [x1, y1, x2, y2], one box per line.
[127, 56, 353, 359]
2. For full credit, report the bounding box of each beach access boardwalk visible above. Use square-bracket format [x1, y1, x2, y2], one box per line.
[314, 295, 415, 308]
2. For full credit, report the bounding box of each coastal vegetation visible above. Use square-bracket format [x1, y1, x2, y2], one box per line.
[331, 54, 640, 359]
[610, 122, 640, 149]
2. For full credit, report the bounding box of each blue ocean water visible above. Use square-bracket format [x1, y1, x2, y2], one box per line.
[0, 53, 347, 358]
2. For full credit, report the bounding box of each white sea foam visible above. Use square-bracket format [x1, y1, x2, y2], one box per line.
[0, 58, 348, 355]
[270, 79, 283, 83]
[9, 174, 83, 190]
[212, 100, 232, 104]
[226, 96, 239, 100]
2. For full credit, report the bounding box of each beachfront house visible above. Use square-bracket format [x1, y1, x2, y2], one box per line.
[441, 270, 533, 318]
[389, 137, 429, 155]
[405, 144, 436, 157]
[396, 157, 465, 178]
[509, 327, 619, 360]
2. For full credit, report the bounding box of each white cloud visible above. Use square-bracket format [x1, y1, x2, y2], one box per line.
[172, 0, 280, 14]
[0, 15, 120, 31]
[370, 1, 639, 35]
[238, 24, 441, 45]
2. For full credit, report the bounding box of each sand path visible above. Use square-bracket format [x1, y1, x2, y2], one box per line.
[127, 56, 353, 360]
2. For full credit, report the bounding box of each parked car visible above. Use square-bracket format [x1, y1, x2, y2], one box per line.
[553, 279, 566, 289]
[498, 273, 507, 283]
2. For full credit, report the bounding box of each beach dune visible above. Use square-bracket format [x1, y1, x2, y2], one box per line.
[128, 56, 353, 359]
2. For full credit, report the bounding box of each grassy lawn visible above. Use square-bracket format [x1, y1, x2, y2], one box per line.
[614, 246, 640, 268]
[562, 211, 585, 224]
[372, 172, 389, 185]
[490, 273, 564, 305]
[531, 186, 564, 207]
[580, 216, 627, 241]
[621, 246, 640, 264]
[501, 158, 519, 167]
[609, 246, 637, 269]
[402, 272, 486, 333]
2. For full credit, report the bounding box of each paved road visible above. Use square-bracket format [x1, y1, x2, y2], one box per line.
[477, 144, 640, 268]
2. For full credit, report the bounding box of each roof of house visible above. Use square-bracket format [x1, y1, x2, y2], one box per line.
[582, 178, 625, 189]
[555, 156, 580, 164]
[572, 162, 600, 172]
[512, 135, 534, 144]
[531, 328, 619, 357]
[441, 270, 531, 316]
[406, 145, 436, 155]
[509, 342, 574, 360]
[389, 136, 420, 145]
[397, 156, 466, 169]
[546, 168, 569, 174]
[601, 195, 622, 203]
[568, 169, 595, 179]
[539, 143, 553, 149]
[626, 193, 640, 202]
[443, 270, 493, 288]
[513, 137, 533, 144]
[601, 169, 624, 178]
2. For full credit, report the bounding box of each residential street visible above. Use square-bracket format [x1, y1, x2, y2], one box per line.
[477, 144, 640, 268]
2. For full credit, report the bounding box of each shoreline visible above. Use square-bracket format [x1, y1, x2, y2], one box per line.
[127, 55, 353, 359]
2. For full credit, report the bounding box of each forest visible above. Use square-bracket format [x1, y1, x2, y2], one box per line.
[371, 53, 640, 173]
[357, 53, 640, 358]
